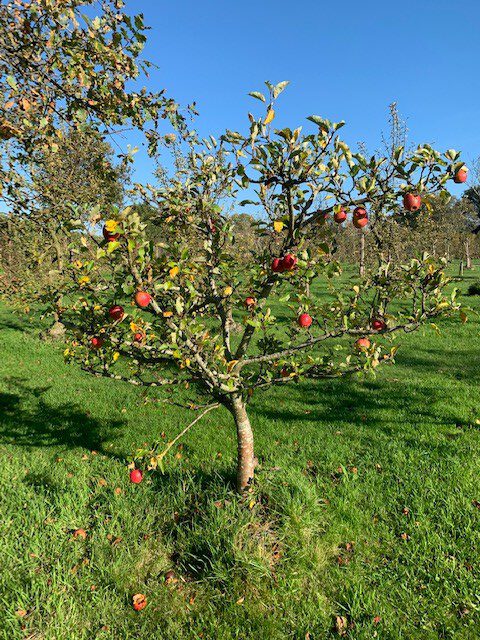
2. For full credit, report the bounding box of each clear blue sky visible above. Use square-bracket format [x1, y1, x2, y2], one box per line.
[125, 0, 479, 194]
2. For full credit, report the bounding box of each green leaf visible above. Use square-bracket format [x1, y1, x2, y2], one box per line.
[6, 75, 17, 90]
[273, 80, 289, 99]
[248, 91, 266, 103]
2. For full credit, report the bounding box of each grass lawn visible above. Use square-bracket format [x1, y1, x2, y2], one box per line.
[0, 265, 479, 639]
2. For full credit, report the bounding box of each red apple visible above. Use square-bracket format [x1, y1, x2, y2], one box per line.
[282, 253, 297, 271]
[134, 332, 144, 343]
[353, 216, 368, 229]
[355, 337, 371, 351]
[453, 167, 467, 184]
[108, 305, 124, 321]
[129, 469, 143, 484]
[245, 297, 256, 309]
[403, 193, 422, 212]
[334, 208, 348, 223]
[135, 291, 151, 308]
[132, 594, 147, 611]
[90, 336, 104, 349]
[298, 313, 313, 328]
[102, 226, 119, 242]
[280, 366, 289, 378]
[353, 206, 367, 219]
[271, 258, 285, 273]
[372, 318, 386, 331]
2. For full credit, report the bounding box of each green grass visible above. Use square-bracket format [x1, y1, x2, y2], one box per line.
[0, 265, 480, 639]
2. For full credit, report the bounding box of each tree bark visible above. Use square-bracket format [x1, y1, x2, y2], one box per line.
[359, 232, 365, 277]
[465, 238, 472, 269]
[229, 395, 255, 492]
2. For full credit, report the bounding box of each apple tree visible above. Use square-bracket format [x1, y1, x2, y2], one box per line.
[62, 82, 465, 492]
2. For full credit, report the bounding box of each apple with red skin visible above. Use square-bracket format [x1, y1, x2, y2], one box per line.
[403, 193, 422, 212]
[298, 313, 313, 328]
[282, 254, 297, 271]
[353, 206, 367, 219]
[135, 291, 151, 308]
[130, 469, 143, 484]
[90, 336, 104, 349]
[271, 258, 285, 273]
[280, 366, 289, 378]
[102, 226, 119, 242]
[353, 216, 368, 229]
[334, 208, 348, 224]
[132, 594, 147, 611]
[108, 305, 124, 321]
[134, 332, 144, 343]
[355, 337, 371, 350]
[245, 297, 256, 309]
[372, 318, 386, 331]
[453, 167, 468, 184]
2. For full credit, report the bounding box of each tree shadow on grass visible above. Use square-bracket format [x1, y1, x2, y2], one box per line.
[251, 367, 478, 460]
[0, 377, 126, 457]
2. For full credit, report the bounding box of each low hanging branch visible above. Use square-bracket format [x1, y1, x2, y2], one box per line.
[146, 403, 220, 472]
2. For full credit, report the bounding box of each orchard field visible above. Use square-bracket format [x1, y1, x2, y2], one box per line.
[1, 265, 479, 640]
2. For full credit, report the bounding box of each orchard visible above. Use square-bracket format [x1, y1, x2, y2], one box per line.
[1, 1, 479, 636]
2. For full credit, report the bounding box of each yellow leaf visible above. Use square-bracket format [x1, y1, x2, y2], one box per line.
[273, 220, 284, 233]
[248, 499, 256, 509]
[113, 352, 120, 362]
[163, 311, 173, 318]
[223, 286, 233, 296]
[78, 276, 90, 285]
[227, 360, 238, 372]
[104, 219, 118, 232]
[169, 266, 179, 278]
[264, 109, 275, 125]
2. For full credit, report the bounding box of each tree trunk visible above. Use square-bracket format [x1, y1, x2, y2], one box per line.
[465, 238, 472, 269]
[359, 232, 365, 277]
[229, 395, 255, 492]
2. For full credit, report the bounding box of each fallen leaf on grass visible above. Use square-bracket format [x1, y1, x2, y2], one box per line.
[72, 528, 87, 540]
[335, 615, 348, 636]
[236, 596, 245, 605]
[15, 609, 27, 617]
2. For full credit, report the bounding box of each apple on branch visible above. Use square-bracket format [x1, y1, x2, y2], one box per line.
[453, 166, 468, 183]
[298, 313, 313, 328]
[403, 193, 422, 212]
[355, 337, 371, 351]
[135, 291, 151, 308]
[108, 305, 124, 321]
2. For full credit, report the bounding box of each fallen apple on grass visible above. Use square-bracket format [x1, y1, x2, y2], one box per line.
[129, 469, 143, 484]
